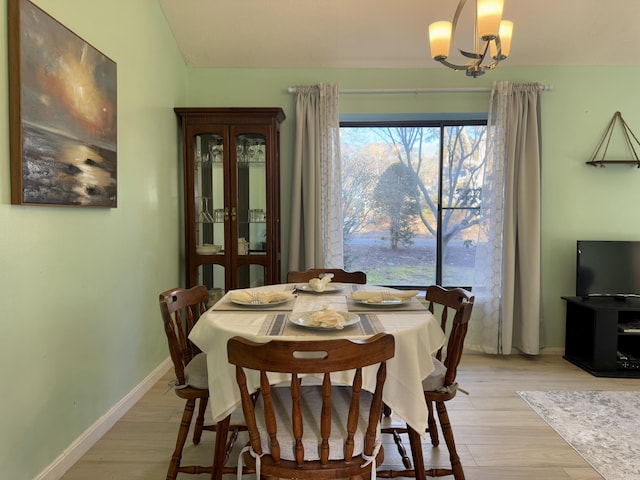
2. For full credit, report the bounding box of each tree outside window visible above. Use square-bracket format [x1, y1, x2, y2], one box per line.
[340, 121, 487, 288]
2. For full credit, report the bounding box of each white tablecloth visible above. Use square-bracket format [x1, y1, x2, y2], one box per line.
[188, 284, 445, 436]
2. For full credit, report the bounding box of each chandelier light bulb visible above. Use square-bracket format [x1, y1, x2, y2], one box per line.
[429, 21, 453, 59]
[499, 20, 513, 57]
[490, 20, 513, 59]
[477, 0, 504, 40]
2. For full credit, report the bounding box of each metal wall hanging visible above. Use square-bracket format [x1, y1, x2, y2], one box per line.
[587, 111, 640, 168]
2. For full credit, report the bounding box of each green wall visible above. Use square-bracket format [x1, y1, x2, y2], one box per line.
[0, 1, 186, 478]
[185, 66, 640, 352]
[3, 2, 640, 479]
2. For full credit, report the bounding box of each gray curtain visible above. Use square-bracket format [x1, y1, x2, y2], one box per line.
[468, 81, 544, 355]
[288, 84, 344, 272]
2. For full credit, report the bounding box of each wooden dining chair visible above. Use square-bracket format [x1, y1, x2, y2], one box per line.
[159, 286, 245, 480]
[287, 268, 367, 284]
[380, 285, 474, 480]
[227, 333, 395, 480]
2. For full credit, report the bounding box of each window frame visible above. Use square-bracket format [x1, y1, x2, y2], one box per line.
[340, 118, 487, 290]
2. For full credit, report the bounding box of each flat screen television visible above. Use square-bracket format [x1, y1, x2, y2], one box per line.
[576, 240, 640, 299]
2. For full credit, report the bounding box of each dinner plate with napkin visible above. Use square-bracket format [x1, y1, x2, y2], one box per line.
[227, 289, 296, 306]
[347, 290, 423, 311]
[350, 289, 419, 303]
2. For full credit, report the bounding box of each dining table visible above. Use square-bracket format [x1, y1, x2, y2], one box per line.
[187, 282, 446, 480]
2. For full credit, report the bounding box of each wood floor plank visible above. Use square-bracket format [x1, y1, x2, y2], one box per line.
[59, 354, 639, 480]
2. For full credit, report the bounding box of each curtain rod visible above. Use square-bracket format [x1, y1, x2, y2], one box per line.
[287, 85, 553, 94]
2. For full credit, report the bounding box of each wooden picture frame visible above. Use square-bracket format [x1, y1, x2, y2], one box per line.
[8, 0, 117, 207]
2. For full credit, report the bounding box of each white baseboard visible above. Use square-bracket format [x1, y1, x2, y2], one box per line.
[539, 347, 564, 355]
[34, 358, 173, 480]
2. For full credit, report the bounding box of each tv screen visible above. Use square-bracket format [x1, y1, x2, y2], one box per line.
[576, 240, 640, 298]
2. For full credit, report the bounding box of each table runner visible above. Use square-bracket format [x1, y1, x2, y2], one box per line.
[346, 297, 427, 312]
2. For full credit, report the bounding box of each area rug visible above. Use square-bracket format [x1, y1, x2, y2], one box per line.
[518, 391, 640, 480]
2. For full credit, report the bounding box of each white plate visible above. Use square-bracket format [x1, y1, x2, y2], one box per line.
[353, 297, 412, 307]
[289, 311, 360, 329]
[196, 244, 222, 254]
[229, 297, 293, 307]
[297, 285, 342, 294]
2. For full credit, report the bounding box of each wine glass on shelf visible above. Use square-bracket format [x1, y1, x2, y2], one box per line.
[195, 147, 210, 169]
[237, 137, 248, 163]
[209, 142, 222, 163]
[197, 197, 214, 223]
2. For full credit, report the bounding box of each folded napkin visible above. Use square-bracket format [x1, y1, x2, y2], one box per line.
[258, 291, 296, 303]
[349, 290, 419, 303]
[227, 289, 295, 304]
[307, 307, 346, 329]
[308, 273, 334, 292]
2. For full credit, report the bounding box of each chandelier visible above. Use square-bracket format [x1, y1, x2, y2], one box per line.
[428, 0, 513, 78]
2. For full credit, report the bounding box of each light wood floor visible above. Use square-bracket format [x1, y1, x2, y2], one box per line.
[60, 354, 640, 480]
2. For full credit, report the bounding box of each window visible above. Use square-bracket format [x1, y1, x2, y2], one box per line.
[340, 120, 487, 289]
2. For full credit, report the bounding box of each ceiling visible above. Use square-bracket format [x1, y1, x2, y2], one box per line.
[159, 0, 640, 70]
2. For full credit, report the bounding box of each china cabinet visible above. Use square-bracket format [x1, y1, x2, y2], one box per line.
[174, 107, 285, 297]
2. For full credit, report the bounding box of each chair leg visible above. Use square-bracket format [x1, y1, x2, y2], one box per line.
[427, 399, 439, 446]
[383, 402, 392, 417]
[210, 413, 231, 480]
[435, 401, 465, 480]
[193, 396, 208, 444]
[407, 425, 427, 480]
[167, 398, 196, 480]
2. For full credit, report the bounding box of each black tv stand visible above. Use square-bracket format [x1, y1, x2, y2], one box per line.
[562, 296, 640, 378]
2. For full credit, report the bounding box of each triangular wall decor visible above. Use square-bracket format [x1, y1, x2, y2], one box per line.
[586, 111, 640, 167]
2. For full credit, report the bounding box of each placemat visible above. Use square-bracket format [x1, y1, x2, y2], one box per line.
[346, 297, 427, 312]
[210, 287, 297, 311]
[259, 313, 385, 337]
[344, 285, 427, 312]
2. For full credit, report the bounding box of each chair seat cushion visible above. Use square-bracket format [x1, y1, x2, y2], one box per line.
[183, 352, 208, 389]
[421, 357, 446, 392]
[254, 384, 375, 461]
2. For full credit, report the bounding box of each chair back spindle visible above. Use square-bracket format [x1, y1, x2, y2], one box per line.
[228, 333, 395, 479]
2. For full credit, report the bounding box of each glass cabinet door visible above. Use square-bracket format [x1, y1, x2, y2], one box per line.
[197, 264, 225, 306]
[176, 107, 284, 295]
[235, 133, 267, 288]
[236, 134, 267, 254]
[194, 133, 226, 292]
[237, 264, 266, 289]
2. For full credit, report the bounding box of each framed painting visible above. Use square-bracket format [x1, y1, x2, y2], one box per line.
[8, 0, 117, 207]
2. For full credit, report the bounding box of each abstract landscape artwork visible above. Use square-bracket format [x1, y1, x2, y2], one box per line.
[9, 0, 117, 207]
